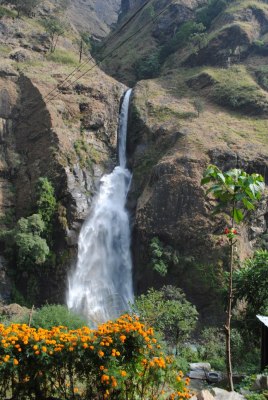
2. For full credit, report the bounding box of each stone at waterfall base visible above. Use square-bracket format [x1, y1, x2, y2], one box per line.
[190, 388, 246, 400]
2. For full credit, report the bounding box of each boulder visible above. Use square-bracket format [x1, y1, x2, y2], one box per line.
[251, 374, 268, 391]
[188, 370, 208, 380]
[197, 390, 215, 400]
[212, 388, 246, 399]
[190, 363, 211, 372]
[9, 48, 32, 63]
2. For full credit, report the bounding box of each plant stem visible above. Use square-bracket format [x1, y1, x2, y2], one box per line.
[225, 203, 235, 392]
[225, 239, 234, 391]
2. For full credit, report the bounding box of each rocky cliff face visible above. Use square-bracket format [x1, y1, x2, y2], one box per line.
[0, 11, 125, 304]
[126, 72, 268, 323]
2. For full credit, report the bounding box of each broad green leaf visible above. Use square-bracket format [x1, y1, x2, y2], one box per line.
[242, 198, 255, 211]
[201, 176, 212, 185]
[233, 208, 244, 223]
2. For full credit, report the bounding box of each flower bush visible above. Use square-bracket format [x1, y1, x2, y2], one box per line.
[0, 314, 191, 399]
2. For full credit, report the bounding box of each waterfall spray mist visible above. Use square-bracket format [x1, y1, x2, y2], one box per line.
[67, 89, 133, 325]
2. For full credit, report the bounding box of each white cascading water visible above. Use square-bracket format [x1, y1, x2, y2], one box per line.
[67, 89, 134, 325]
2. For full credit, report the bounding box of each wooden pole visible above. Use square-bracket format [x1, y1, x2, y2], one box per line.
[79, 39, 83, 63]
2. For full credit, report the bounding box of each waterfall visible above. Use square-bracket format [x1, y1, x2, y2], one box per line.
[67, 89, 134, 325]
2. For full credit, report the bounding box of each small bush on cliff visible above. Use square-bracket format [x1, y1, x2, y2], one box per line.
[150, 237, 179, 276]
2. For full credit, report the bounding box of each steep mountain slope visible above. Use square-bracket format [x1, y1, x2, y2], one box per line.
[101, 0, 268, 321]
[66, 0, 121, 37]
[40, 0, 121, 37]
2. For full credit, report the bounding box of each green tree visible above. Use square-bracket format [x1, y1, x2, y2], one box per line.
[14, 214, 49, 268]
[132, 286, 198, 354]
[41, 16, 66, 52]
[201, 165, 265, 390]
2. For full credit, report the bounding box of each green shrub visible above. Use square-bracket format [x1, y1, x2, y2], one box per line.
[160, 22, 205, 61]
[132, 286, 198, 352]
[196, 0, 228, 28]
[134, 51, 161, 80]
[21, 304, 87, 329]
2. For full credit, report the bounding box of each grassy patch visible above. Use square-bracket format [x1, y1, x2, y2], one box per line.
[0, 44, 12, 56]
[0, 5, 16, 18]
[46, 49, 78, 65]
[149, 105, 196, 121]
[74, 138, 102, 169]
[227, 0, 268, 14]
[189, 65, 268, 114]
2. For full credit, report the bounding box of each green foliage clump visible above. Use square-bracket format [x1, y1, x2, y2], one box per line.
[1, 213, 49, 269]
[233, 250, 268, 341]
[134, 51, 161, 80]
[22, 304, 87, 329]
[196, 0, 228, 28]
[36, 177, 56, 229]
[133, 286, 198, 352]
[240, 373, 268, 400]
[159, 22, 205, 61]
[202, 165, 265, 223]
[198, 327, 226, 370]
[150, 237, 179, 276]
[15, 214, 49, 267]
